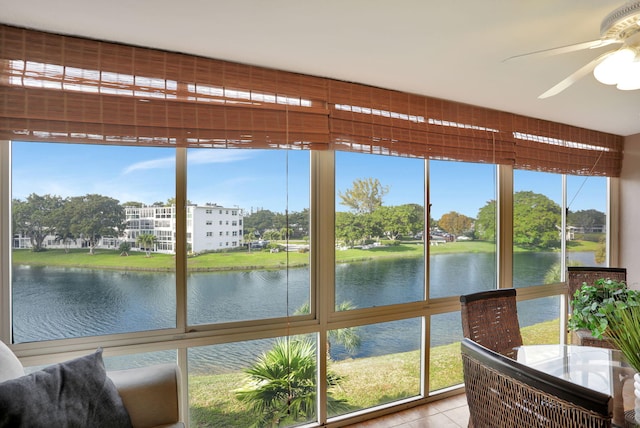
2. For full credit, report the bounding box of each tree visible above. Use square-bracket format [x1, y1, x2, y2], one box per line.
[244, 210, 278, 237]
[543, 259, 582, 284]
[338, 178, 389, 214]
[51, 197, 76, 253]
[438, 211, 473, 239]
[12, 193, 64, 252]
[568, 209, 605, 232]
[235, 338, 348, 427]
[245, 227, 259, 242]
[118, 241, 131, 256]
[66, 194, 125, 255]
[288, 209, 309, 239]
[403, 203, 426, 236]
[475, 192, 562, 249]
[335, 211, 373, 247]
[595, 235, 606, 264]
[513, 191, 561, 249]
[279, 227, 293, 240]
[371, 204, 423, 241]
[295, 301, 361, 358]
[475, 199, 496, 242]
[243, 209, 308, 241]
[166, 197, 192, 206]
[136, 233, 157, 257]
[331, 301, 363, 356]
[262, 230, 281, 241]
[122, 201, 143, 208]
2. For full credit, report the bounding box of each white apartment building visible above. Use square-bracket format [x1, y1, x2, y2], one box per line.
[13, 204, 244, 254]
[124, 204, 244, 254]
[186, 204, 244, 253]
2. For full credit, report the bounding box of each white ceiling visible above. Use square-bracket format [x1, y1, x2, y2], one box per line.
[2, 0, 640, 136]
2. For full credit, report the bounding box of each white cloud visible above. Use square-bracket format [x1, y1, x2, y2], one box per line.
[187, 150, 251, 165]
[122, 157, 174, 174]
[122, 150, 251, 175]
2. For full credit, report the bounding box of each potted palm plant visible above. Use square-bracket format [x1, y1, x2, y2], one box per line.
[605, 299, 640, 423]
[568, 278, 639, 340]
[605, 303, 640, 371]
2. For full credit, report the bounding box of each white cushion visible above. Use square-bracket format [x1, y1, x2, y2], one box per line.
[108, 364, 182, 428]
[0, 341, 24, 382]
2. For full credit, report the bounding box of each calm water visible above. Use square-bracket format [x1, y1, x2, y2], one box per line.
[12, 251, 598, 372]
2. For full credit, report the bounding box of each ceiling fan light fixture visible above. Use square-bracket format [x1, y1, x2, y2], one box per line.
[616, 59, 640, 90]
[529, 1, 640, 98]
[593, 47, 636, 85]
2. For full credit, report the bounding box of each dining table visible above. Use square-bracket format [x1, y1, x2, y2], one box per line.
[516, 344, 638, 427]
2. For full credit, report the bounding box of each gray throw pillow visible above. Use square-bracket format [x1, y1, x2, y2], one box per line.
[0, 348, 132, 428]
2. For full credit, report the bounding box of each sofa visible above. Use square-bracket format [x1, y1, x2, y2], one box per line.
[0, 340, 184, 428]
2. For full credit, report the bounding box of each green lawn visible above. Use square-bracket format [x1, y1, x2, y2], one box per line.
[188, 319, 560, 427]
[12, 239, 598, 272]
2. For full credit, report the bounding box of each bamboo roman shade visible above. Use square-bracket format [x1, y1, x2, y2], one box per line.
[328, 80, 623, 176]
[0, 25, 330, 149]
[329, 80, 514, 165]
[0, 24, 624, 176]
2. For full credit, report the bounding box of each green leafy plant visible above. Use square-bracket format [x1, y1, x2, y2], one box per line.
[605, 303, 640, 372]
[235, 338, 349, 427]
[568, 278, 640, 339]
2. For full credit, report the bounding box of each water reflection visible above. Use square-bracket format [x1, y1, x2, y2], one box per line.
[12, 252, 597, 369]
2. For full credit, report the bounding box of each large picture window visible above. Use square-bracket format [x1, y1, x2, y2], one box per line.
[186, 148, 311, 326]
[11, 142, 177, 342]
[334, 152, 425, 310]
[513, 170, 563, 288]
[428, 160, 496, 299]
[3, 146, 616, 425]
[567, 175, 608, 268]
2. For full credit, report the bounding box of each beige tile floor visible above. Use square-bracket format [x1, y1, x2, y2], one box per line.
[343, 394, 469, 427]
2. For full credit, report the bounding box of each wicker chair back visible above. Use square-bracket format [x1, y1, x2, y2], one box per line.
[460, 289, 522, 359]
[461, 338, 612, 428]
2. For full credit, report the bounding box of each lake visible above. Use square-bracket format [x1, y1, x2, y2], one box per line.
[11, 251, 598, 372]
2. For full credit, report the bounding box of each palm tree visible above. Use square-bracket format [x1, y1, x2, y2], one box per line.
[118, 241, 131, 256]
[295, 301, 362, 358]
[279, 227, 293, 240]
[135, 233, 157, 257]
[543, 259, 582, 284]
[331, 301, 363, 357]
[235, 338, 349, 427]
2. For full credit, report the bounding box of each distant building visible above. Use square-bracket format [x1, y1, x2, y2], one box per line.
[124, 204, 244, 254]
[12, 203, 244, 254]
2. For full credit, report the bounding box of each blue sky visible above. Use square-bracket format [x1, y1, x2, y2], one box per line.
[11, 141, 606, 219]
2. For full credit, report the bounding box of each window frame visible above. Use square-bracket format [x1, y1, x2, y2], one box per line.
[0, 141, 618, 427]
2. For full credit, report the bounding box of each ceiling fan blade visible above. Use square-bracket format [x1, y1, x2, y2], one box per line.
[538, 51, 613, 99]
[503, 38, 620, 62]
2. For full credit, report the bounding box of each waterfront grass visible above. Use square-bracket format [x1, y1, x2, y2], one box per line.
[187, 319, 559, 427]
[12, 239, 598, 272]
[11, 248, 176, 270]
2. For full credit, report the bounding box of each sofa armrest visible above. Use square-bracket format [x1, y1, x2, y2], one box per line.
[108, 363, 183, 428]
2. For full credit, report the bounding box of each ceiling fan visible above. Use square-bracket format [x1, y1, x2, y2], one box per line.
[506, 1, 640, 98]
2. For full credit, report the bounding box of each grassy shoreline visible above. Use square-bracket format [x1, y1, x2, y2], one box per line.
[12, 240, 599, 272]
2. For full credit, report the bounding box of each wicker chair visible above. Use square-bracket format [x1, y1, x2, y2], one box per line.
[461, 338, 612, 428]
[460, 289, 522, 359]
[567, 267, 627, 348]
